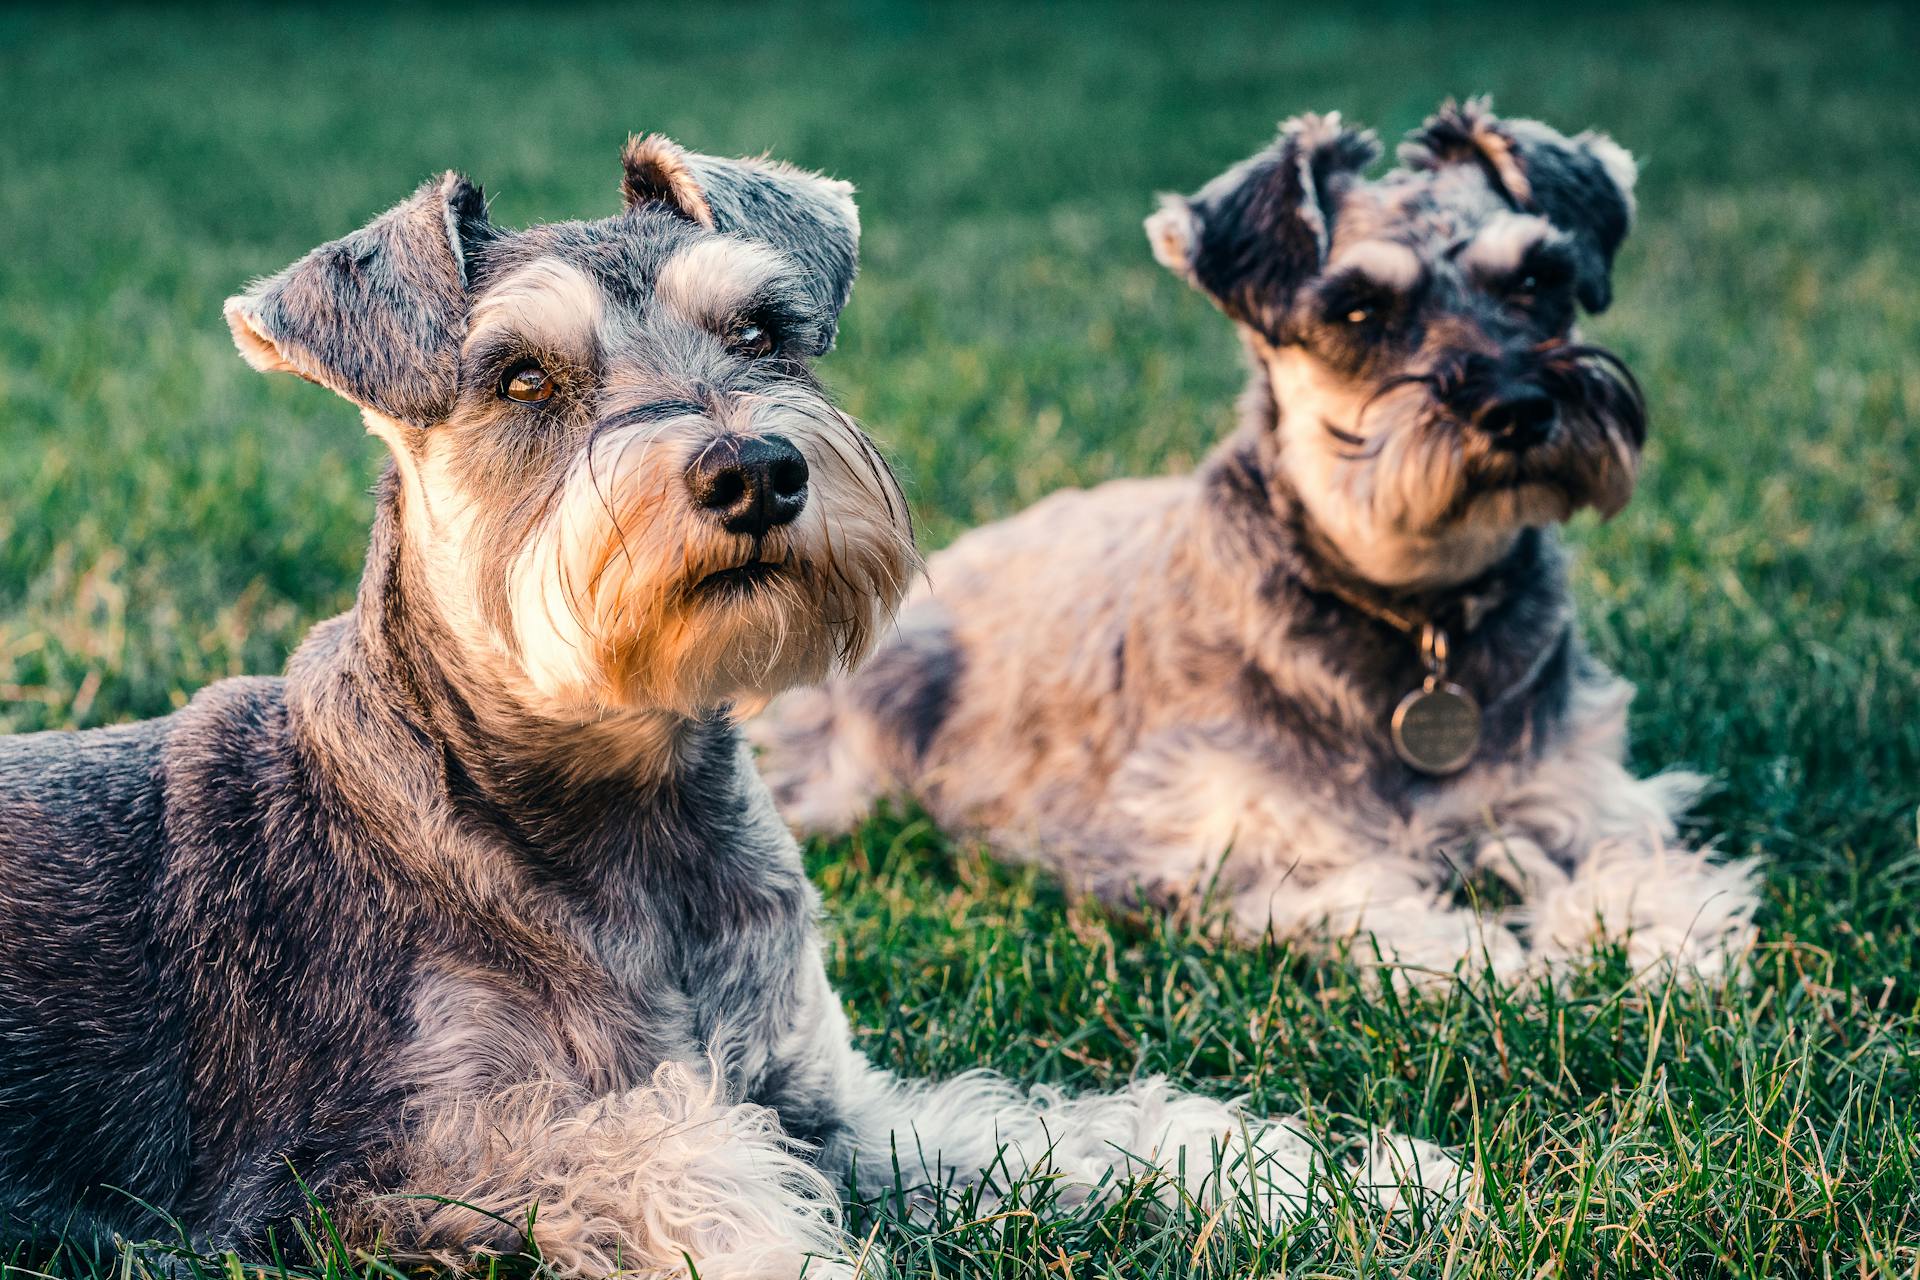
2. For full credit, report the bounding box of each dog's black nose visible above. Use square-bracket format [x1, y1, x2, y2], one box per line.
[687, 435, 809, 536]
[1475, 387, 1557, 450]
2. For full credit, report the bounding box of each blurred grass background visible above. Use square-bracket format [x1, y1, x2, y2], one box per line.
[2, 2, 1918, 1276]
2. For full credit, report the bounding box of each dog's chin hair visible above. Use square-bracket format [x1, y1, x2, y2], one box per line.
[507, 413, 915, 718]
[1272, 358, 1641, 584]
[1454, 483, 1577, 529]
[1272, 364, 1503, 585]
[1441, 407, 1642, 531]
[600, 581, 880, 718]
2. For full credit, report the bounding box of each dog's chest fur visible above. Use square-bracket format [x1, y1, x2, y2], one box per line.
[395, 733, 823, 1102]
[0, 655, 821, 1241]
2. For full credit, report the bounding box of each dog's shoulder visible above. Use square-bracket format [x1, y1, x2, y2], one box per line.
[0, 699, 195, 877]
[0, 713, 170, 817]
[153, 674, 292, 801]
[0, 676, 299, 922]
[992, 473, 1194, 536]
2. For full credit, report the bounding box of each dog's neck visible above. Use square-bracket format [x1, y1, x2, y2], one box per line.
[1196, 377, 1580, 770]
[282, 477, 754, 896]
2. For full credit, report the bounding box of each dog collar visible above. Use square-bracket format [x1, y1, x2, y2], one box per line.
[1313, 575, 1508, 639]
[1312, 578, 1505, 776]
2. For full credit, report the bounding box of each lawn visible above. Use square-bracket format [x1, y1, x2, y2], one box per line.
[3, 1, 1918, 1276]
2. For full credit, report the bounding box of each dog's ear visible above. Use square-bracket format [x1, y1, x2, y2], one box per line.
[1145, 112, 1380, 336]
[1400, 97, 1637, 313]
[225, 173, 491, 425]
[622, 134, 860, 353]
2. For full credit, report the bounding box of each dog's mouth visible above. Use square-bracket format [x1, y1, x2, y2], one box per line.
[694, 560, 785, 597]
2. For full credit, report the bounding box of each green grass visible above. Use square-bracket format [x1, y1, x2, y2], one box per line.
[3, 1, 1918, 1275]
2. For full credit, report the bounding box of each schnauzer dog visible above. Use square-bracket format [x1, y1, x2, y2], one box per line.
[758, 100, 1759, 984]
[0, 138, 1422, 1278]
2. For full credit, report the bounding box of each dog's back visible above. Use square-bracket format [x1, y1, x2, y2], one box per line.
[0, 714, 189, 1236]
[0, 678, 418, 1244]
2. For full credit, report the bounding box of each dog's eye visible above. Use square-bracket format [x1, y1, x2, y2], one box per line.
[1345, 305, 1376, 325]
[1507, 257, 1570, 303]
[499, 362, 554, 404]
[727, 322, 775, 359]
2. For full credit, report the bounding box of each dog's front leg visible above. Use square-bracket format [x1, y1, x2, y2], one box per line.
[780, 982, 1325, 1226]
[370, 1062, 873, 1280]
[1470, 707, 1760, 980]
[761, 959, 1325, 1222]
[813, 1047, 1466, 1230]
[1105, 726, 1527, 985]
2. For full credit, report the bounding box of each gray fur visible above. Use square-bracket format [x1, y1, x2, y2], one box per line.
[759, 101, 1760, 985]
[622, 134, 861, 351]
[1, 140, 1363, 1273]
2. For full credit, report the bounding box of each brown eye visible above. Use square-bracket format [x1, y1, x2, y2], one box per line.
[500, 362, 554, 403]
[728, 322, 774, 359]
[1345, 306, 1375, 325]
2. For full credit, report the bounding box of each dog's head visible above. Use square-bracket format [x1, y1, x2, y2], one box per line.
[1148, 99, 1643, 588]
[226, 137, 914, 718]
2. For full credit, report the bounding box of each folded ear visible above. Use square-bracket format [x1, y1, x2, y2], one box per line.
[224, 173, 491, 425]
[1400, 96, 1637, 312]
[1145, 112, 1380, 336]
[622, 135, 860, 353]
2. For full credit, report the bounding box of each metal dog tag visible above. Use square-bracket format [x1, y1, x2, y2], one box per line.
[1391, 622, 1481, 776]
[1391, 677, 1481, 776]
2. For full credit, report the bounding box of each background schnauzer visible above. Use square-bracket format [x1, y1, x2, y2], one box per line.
[0, 137, 1434, 1278]
[758, 100, 1760, 985]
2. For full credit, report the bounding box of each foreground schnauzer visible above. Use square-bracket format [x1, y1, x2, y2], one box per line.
[0, 142, 1376, 1275]
[760, 101, 1759, 983]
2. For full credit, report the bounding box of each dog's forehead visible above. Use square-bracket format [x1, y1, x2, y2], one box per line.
[474, 210, 701, 310]
[466, 211, 808, 349]
[1331, 165, 1523, 260]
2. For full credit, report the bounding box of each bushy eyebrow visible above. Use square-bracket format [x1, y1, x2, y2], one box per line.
[465, 258, 603, 353]
[1457, 213, 1567, 279]
[1325, 240, 1424, 292]
[654, 237, 805, 333]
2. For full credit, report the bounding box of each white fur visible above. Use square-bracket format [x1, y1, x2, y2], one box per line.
[1330, 239, 1423, 291]
[379, 1063, 868, 1279]
[1456, 213, 1561, 279]
[467, 258, 603, 354]
[826, 1055, 1464, 1228]
[1145, 197, 1202, 276]
[656, 238, 795, 335]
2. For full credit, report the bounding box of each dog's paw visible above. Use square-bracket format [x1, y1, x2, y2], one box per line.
[1522, 841, 1761, 983]
[1338, 897, 1530, 993]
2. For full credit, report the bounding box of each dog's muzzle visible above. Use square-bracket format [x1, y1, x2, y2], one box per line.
[1431, 343, 1645, 457]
